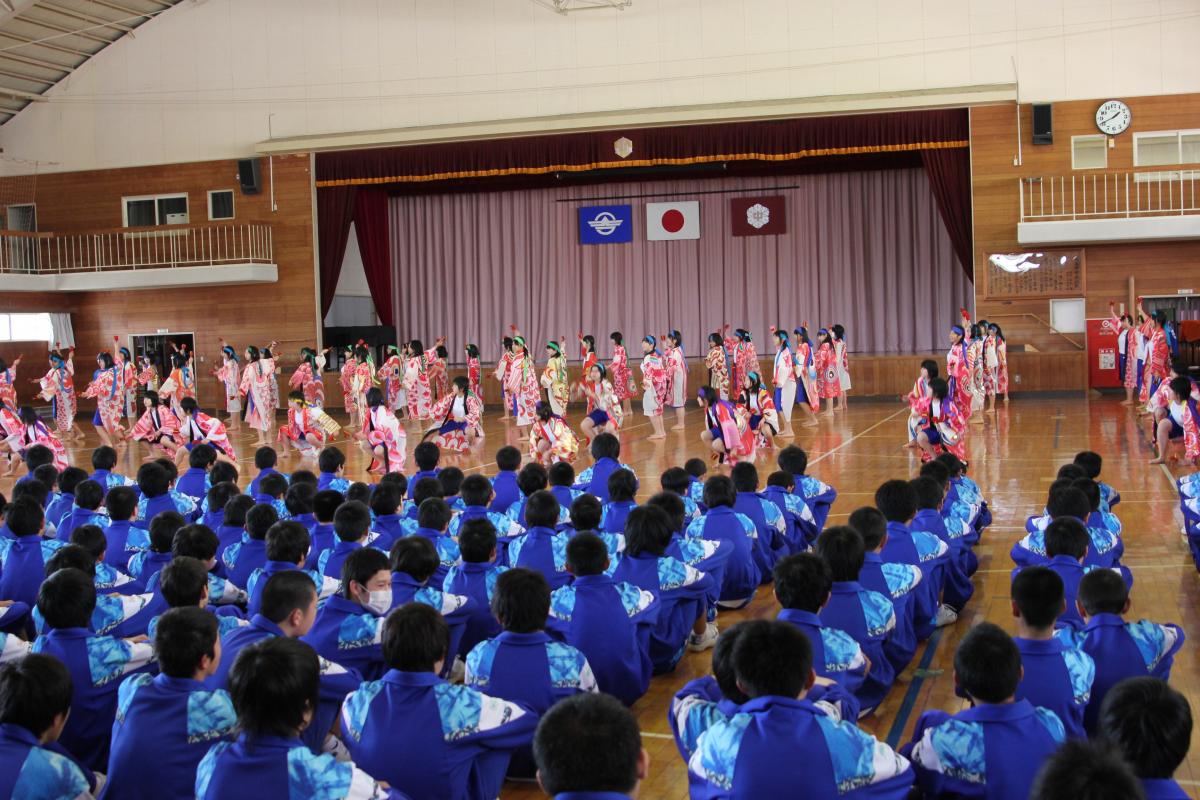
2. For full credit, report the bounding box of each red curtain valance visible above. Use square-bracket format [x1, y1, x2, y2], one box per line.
[315, 108, 968, 188]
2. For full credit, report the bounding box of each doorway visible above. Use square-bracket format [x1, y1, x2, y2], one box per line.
[5, 203, 38, 273]
[129, 332, 196, 404]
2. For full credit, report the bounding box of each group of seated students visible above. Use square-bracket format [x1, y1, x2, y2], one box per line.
[0, 433, 1190, 799]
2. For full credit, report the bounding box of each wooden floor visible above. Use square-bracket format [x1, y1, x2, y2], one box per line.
[4, 394, 1198, 799]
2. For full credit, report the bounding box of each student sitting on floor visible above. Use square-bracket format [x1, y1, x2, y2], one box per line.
[105, 607, 235, 800]
[774, 552, 869, 697]
[33, 545, 149, 639]
[903, 622, 1065, 799]
[683, 458, 708, 508]
[1099, 677, 1193, 800]
[316, 446, 351, 494]
[196, 637, 398, 799]
[69, 522, 142, 597]
[685, 476, 761, 608]
[222, 503, 277, 590]
[1011, 485, 1122, 571]
[761, 470, 818, 554]
[32, 567, 155, 772]
[135, 462, 198, 528]
[0, 655, 94, 798]
[599, 469, 640, 535]
[284, 482, 317, 537]
[1029, 739, 1145, 800]
[1056, 569, 1185, 734]
[127, 511, 188, 586]
[730, 462, 788, 575]
[659, 466, 704, 523]
[412, 441, 441, 485]
[246, 521, 337, 618]
[1074, 450, 1119, 511]
[875, 479, 953, 634]
[340, 602, 537, 800]
[505, 491, 571, 589]
[574, 434, 637, 504]
[387, 537, 471, 671]
[448, 474, 525, 542]
[46, 466, 87, 532]
[403, 479, 441, 523]
[177, 444, 216, 504]
[90, 445, 135, 494]
[548, 532, 658, 706]
[910, 475, 977, 604]
[318, 500, 374, 581]
[145, 556, 247, 641]
[646, 491, 732, 592]
[533, 693, 649, 800]
[57, 479, 108, 543]
[488, 446, 523, 514]
[505, 463, 551, 528]
[304, 547, 390, 681]
[846, 506, 921, 675]
[547, 461, 584, 512]
[687, 618, 913, 798]
[1010, 566, 1095, 738]
[304, 489, 341, 570]
[248, 446, 287, 497]
[252, 472, 290, 520]
[1013, 517, 1098, 631]
[411, 498, 462, 587]
[814, 526, 896, 714]
[443, 517, 508, 657]
[669, 623, 750, 770]
[777, 445, 837, 532]
[438, 467, 466, 512]
[0, 496, 69, 607]
[368, 482, 416, 551]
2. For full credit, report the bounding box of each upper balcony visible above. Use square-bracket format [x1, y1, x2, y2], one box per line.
[0, 222, 278, 292]
[1017, 169, 1200, 245]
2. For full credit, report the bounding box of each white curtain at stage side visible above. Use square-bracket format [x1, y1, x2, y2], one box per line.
[49, 313, 74, 348]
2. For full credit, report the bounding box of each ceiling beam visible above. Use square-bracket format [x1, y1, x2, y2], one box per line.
[0, 49, 74, 72]
[0, 65, 50, 86]
[88, 0, 156, 20]
[13, 14, 115, 45]
[0, 83, 45, 100]
[37, 3, 135, 34]
[0, 28, 93, 58]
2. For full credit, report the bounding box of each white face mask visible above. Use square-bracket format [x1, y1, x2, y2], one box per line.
[365, 588, 392, 616]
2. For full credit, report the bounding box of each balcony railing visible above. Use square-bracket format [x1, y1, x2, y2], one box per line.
[1019, 170, 1200, 222]
[0, 222, 274, 275]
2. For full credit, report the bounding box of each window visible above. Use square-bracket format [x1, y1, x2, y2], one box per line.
[122, 194, 189, 227]
[1133, 130, 1200, 167]
[0, 313, 53, 342]
[1071, 135, 1107, 170]
[208, 190, 235, 221]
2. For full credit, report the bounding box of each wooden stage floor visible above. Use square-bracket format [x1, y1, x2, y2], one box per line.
[5, 394, 1198, 799]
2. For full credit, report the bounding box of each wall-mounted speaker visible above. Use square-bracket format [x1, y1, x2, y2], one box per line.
[237, 158, 262, 195]
[1032, 103, 1053, 145]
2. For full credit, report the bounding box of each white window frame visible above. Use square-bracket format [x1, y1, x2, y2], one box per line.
[1071, 134, 1108, 170]
[0, 312, 53, 342]
[207, 189, 235, 221]
[121, 193, 190, 227]
[1132, 129, 1200, 167]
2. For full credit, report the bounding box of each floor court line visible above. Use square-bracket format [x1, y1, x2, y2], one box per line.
[808, 408, 909, 467]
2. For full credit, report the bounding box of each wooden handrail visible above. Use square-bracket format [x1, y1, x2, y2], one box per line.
[984, 312, 1085, 350]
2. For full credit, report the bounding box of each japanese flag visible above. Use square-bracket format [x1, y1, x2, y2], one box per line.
[645, 201, 700, 241]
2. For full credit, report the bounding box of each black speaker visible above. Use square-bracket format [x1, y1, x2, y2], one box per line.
[1032, 103, 1053, 145]
[237, 158, 262, 195]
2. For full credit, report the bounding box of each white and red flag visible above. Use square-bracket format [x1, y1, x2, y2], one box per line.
[645, 201, 700, 240]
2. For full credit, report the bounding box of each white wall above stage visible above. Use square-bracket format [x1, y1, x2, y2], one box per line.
[2, 0, 1199, 174]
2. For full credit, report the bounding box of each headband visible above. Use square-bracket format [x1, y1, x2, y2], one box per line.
[546, 341, 562, 355]
[643, 335, 656, 347]
[513, 336, 526, 347]
[776, 330, 790, 341]
[951, 325, 965, 336]
[818, 328, 829, 336]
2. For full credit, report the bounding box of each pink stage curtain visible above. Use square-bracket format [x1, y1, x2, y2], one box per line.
[318, 186, 356, 319]
[353, 188, 394, 327]
[388, 168, 970, 363]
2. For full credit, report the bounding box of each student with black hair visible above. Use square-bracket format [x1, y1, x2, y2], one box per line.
[127, 510, 187, 584]
[248, 445, 287, 497]
[759, 469, 818, 553]
[574, 433, 637, 503]
[777, 444, 837, 532]
[909, 475, 976, 619]
[599, 468, 639, 534]
[304, 547, 392, 680]
[1012, 485, 1124, 571]
[1073, 450, 1120, 510]
[658, 466, 704, 523]
[405, 477, 443, 523]
[448, 473, 525, 543]
[68, 523, 144, 597]
[668, 623, 749, 762]
[534, 693, 649, 800]
[437, 466, 466, 512]
[34, 567, 155, 771]
[1009, 566, 1096, 738]
[0, 495, 69, 607]
[412, 497, 462, 586]
[507, 491, 571, 590]
[547, 532, 658, 706]
[547, 460, 583, 512]
[339, 602, 535, 800]
[1029, 739, 1146, 800]
[215, 494, 256, 564]
[222, 503, 277, 590]
[316, 445, 351, 494]
[104, 606, 235, 799]
[367, 481, 414, 550]
[730, 461, 788, 574]
[57, 478, 107, 543]
[89, 444, 133, 494]
[318, 500, 373, 581]
[682, 457, 708, 507]
[903, 622, 1066, 798]
[1099, 677, 1192, 798]
[1059, 569, 1184, 733]
[559, 492, 624, 554]
[505, 462, 561, 527]
[466, 568, 596, 777]
[13, 443, 56, 490]
[845, 504, 921, 674]
[875, 479, 954, 633]
[199, 479, 239, 532]
[178, 443, 218, 503]
[253, 471, 291, 522]
[773, 552, 869, 696]
[488, 445, 523, 513]
[686, 475, 761, 608]
[246, 521, 337, 618]
[134, 461, 199, 529]
[197, 636, 397, 800]
[614, 503, 718, 670]
[387, 536, 471, 672]
[0, 654, 93, 797]
[445, 515, 511, 657]
[46, 466, 89, 532]
[688, 619, 913, 797]
[304, 488, 342, 571]
[283, 482, 317, 537]
[815, 525, 897, 713]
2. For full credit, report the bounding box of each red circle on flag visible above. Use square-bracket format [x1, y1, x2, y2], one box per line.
[661, 209, 685, 233]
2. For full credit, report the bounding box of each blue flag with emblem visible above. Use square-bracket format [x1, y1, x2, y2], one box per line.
[578, 204, 633, 245]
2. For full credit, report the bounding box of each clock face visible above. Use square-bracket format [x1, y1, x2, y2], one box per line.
[1095, 100, 1131, 135]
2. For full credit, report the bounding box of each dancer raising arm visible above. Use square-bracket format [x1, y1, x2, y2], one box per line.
[541, 338, 570, 418]
[575, 362, 622, 445]
[291, 346, 330, 408]
[505, 327, 541, 436]
[81, 350, 127, 447]
[35, 345, 85, 441]
[214, 341, 241, 429]
[238, 342, 277, 448]
[0, 354, 20, 410]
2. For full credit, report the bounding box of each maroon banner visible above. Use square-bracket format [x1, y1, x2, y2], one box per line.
[730, 196, 787, 236]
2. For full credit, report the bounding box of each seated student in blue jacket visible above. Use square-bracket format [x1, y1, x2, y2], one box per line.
[57, 478, 108, 543]
[846, 506, 921, 675]
[935, 452, 992, 537]
[246, 521, 338, 618]
[387, 537, 470, 668]
[685, 476, 761, 608]
[658, 466, 704, 524]
[0, 496, 69, 607]
[774, 552, 869, 697]
[178, 444, 217, 504]
[547, 461, 584, 514]
[144, 556, 247, 643]
[412, 498, 462, 587]
[127, 511, 188, 585]
[466, 568, 596, 778]
[0, 655, 95, 799]
[683, 458, 708, 508]
[909, 475, 975, 611]
[90, 445, 135, 494]
[214, 495, 255, 567]
[614, 503, 718, 666]
[1099, 677, 1193, 800]
[533, 693, 649, 800]
[1014, 517, 1099, 631]
[548, 532, 658, 706]
[316, 446, 352, 494]
[1057, 568, 1185, 734]
[449, 474, 525, 542]
[196, 636, 398, 800]
[1010, 566, 1095, 739]
[222, 503, 277, 590]
[252, 472, 290, 520]
[574, 433, 637, 504]
[442, 518, 507, 658]
[599, 469, 639, 534]
[339, 605, 534, 800]
[159, 525, 247, 610]
[199, 480, 239, 533]
[304, 547, 391, 681]
[45, 467, 86, 533]
[319, 500, 373, 581]
[777, 445, 837, 532]
[903, 622, 1065, 799]
[1074, 450, 1120, 511]
[69, 524, 143, 596]
[34, 545, 151, 640]
[688, 618, 913, 798]
[814, 526, 896, 714]
[1012, 485, 1122, 571]
[730, 463, 788, 573]
[761, 470, 818, 554]
[1030, 739, 1145, 800]
[411, 441, 441, 486]
[368, 482, 415, 551]
[247, 446, 286, 497]
[135, 461, 198, 528]
[670, 622, 751, 767]
[284, 483, 318, 538]
[105, 607, 236, 800]
[488, 445, 522, 514]
[506, 491, 571, 589]
[507, 464, 565, 528]
[875, 479, 953, 633]
[561, 494, 624, 556]
[437, 467, 466, 513]
[32, 567, 155, 772]
[403, 478, 441, 524]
